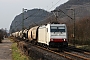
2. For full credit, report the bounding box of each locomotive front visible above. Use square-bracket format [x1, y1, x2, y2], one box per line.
[49, 24, 68, 48]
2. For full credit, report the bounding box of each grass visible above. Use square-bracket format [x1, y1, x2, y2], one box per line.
[69, 43, 90, 51]
[76, 45, 90, 51]
[12, 43, 32, 60]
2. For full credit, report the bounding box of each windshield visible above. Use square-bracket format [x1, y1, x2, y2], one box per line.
[50, 26, 65, 32]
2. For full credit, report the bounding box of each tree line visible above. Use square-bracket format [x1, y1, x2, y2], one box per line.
[0, 28, 7, 43]
[67, 17, 90, 45]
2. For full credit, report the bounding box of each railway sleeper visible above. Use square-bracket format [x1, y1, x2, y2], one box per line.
[64, 51, 90, 60]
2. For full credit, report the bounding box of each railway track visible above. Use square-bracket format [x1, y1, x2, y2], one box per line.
[35, 45, 72, 60]
[63, 51, 90, 60]
[64, 46, 90, 56]
[14, 38, 90, 60]
[36, 45, 90, 60]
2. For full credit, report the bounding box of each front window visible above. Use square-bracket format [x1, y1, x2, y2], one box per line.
[50, 26, 65, 32]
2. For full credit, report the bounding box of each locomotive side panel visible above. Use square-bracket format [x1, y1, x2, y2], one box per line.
[38, 27, 47, 44]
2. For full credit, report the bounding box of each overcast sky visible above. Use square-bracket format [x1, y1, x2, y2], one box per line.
[0, 0, 68, 30]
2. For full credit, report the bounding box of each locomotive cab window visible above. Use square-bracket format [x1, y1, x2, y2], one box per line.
[50, 26, 65, 32]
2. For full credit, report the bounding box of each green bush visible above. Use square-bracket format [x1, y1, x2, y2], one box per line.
[12, 43, 32, 60]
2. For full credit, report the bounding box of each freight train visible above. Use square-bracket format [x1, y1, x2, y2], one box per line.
[11, 23, 68, 48]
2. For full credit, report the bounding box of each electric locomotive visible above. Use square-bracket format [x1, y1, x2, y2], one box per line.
[37, 23, 68, 48]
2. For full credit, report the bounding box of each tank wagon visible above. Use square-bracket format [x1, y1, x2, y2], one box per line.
[28, 26, 39, 41]
[23, 29, 28, 39]
[15, 32, 19, 38]
[11, 23, 68, 48]
[19, 30, 23, 39]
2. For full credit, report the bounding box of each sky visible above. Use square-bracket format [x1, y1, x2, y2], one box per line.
[0, 0, 68, 30]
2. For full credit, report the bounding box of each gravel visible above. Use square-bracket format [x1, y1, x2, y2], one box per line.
[0, 38, 12, 60]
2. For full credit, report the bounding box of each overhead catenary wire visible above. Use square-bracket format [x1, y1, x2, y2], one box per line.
[14, 10, 41, 28]
[32, 0, 63, 25]
[30, 0, 63, 23]
[14, 9, 49, 31]
[13, 0, 63, 31]
[48, 0, 62, 11]
[26, 0, 63, 22]
[25, 9, 50, 28]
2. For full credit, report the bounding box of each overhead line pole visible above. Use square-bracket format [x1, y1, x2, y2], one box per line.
[22, 8, 27, 30]
[51, 10, 59, 23]
[66, 9, 75, 45]
[51, 9, 73, 23]
[22, 8, 27, 39]
[73, 9, 75, 46]
[22, 8, 24, 30]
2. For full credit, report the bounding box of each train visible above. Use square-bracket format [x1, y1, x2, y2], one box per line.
[11, 23, 68, 48]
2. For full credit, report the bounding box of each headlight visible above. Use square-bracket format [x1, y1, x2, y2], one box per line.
[64, 39, 66, 41]
[50, 39, 53, 41]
